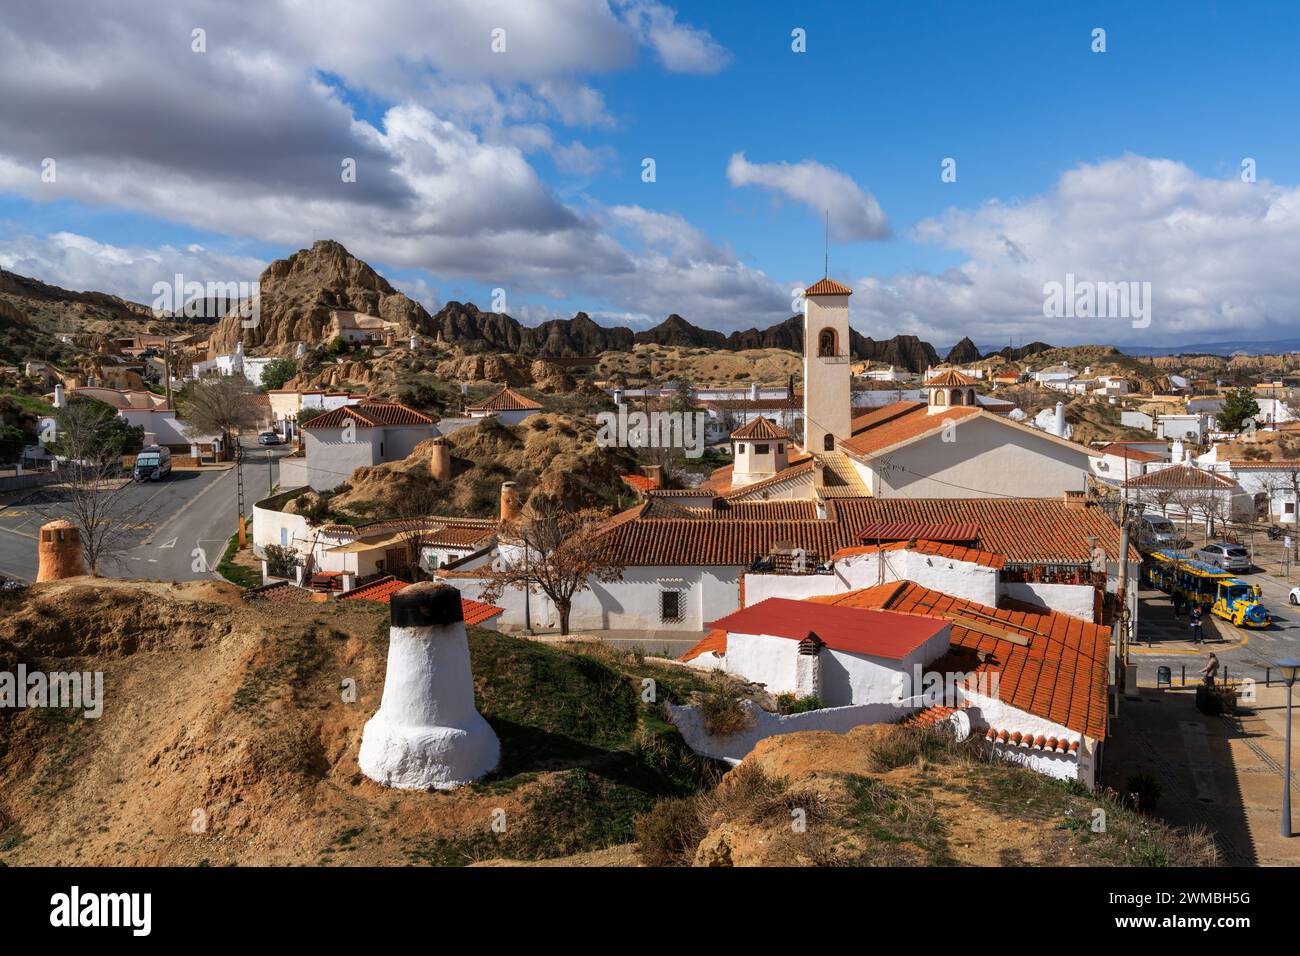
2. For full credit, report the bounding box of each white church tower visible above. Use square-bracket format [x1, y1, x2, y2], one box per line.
[802, 278, 853, 453]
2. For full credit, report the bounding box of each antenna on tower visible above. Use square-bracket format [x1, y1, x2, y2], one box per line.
[823, 209, 829, 278]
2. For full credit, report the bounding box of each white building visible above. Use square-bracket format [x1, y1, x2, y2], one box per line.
[298, 400, 438, 491]
[464, 386, 543, 425]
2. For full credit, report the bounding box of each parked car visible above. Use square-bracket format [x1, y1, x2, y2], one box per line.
[1136, 513, 1178, 549]
[257, 430, 281, 445]
[132, 445, 172, 481]
[1195, 542, 1251, 572]
[1290, 586, 1300, 606]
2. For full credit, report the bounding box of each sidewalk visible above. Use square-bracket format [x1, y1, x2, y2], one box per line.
[1105, 682, 1300, 865]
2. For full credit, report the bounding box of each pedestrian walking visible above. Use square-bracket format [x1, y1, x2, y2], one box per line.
[1200, 652, 1219, 687]
[1189, 603, 1204, 644]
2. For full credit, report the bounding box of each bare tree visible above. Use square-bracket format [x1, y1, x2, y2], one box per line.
[479, 503, 624, 635]
[175, 375, 261, 452]
[389, 478, 449, 581]
[37, 400, 158, 574]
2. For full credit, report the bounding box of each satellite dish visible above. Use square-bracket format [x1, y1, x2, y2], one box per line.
[949, 710, 971, 742]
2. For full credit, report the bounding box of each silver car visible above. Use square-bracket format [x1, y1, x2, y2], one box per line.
[1195, 542, 1251, 572]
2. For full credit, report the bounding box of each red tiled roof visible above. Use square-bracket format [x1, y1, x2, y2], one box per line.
[599, 496, 1131, 567]
[299, 400, 434, 430]
[731, 416, 791, 440]
[856, 521, 980, 544]
[699, 396, 800, 411]
[905, 705, 961, 729]
[809, 581, 1109, 739]
[984, 726, 1078, 753]
[840, 402, 979, 458]
[1229, 459, 1300, 471]
[1100, 443, 1163, 462]
[680, 629, 728, 662]
[465, 386, 543, 412]
[620, 473, 661, 492]
[1122, 462, 1237, 489]
[803, 277, 853, 296]
[925, 369, 978, 387]
[707, 597, 949, 660]
[339, 575, 505, 625]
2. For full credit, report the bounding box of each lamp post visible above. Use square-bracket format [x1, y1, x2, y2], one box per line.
[1279, 659, 1300, 838]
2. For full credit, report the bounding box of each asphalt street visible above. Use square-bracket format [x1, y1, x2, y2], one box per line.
[1131, 565, 1300, 686]
[0, 441, 296, 582]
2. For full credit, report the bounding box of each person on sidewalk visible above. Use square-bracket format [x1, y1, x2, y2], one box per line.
[1190, 603, 1204, 644]
[1200, 652, 1219, 687]
[1172, 589, 1184, 619]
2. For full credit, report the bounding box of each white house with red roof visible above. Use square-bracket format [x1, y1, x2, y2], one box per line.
[298, 399, 438, 491]
[464, 386, 543, 425]
[679, 579, 1109, 786]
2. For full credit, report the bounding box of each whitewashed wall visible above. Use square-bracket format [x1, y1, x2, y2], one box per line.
[1001, 582, 1097, 622]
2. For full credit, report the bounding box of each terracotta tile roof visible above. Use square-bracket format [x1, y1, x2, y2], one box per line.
[299, 400, 435, 430]
[707, 597, 949, 660]
[321, 517, 496, 545]
[839, 402, 979, 458]
[1122, 462, 1238, 489]
[721, 459, 816, 498]
[855, 521, 980, 544]
[925, 369, 978, 387]
[680, 629, 728, 662]
[905, 705, 960, 728]
[808, 581, 1109, 739]
[803, 277, 853, 296]
[642, 498, 820, 521]
[849, 400, 927, 435]
[984, 726, 1078, 753]
[1229, 459, 1300, 470]
[340, 575, 505, 625]
[465, 386, 543, 412]
[620, 473, 661, 493]
[244, 581, 315, 604]
[1100, 443, 1164, 462]
[731, 416, 791, 440]
[601, 496, 1129, 567]
[830, 539, 1008, 570]
[813, 452, 870, 498]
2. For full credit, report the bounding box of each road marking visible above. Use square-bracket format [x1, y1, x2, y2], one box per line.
[159, 536, 178, 549]
[0, 524, 37, 541]
[140, 470, 232, 546]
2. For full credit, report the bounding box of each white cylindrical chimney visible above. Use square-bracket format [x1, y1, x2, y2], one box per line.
[409, 334, 418, 350]
[53, 384, 65, 408]
[295, 341, 307, 358]
[613, 387, 625, 406]
[750, 382, 760, 401]
[358, 583, 500, 790]
[1054, 401, 1066, 437]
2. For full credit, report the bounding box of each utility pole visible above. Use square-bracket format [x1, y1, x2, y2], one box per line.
[266, 448, 274, 498]
[235, 442, 247, 549]
[163, 337, 174, 411]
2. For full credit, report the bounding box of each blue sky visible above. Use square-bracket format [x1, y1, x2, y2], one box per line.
[1, 0, 1297, 347]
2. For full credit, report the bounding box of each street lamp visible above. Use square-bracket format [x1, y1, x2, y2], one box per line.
[1279, 659, 1300, 838]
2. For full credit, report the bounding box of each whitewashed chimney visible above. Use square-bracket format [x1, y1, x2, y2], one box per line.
[1053, 401, 1066, 438]
[358, 583, 500, 789]
[794, 633, 823, 699]
[53, 384, 65, 408]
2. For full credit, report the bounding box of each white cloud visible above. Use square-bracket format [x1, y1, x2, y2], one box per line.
[855, 154, 1300, 346]
[726, 153, 891, 241]
[0, 232, 266, 306]
[615, 0, 732, 74]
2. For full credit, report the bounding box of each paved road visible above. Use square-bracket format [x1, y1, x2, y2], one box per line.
[1131, 565, 1300, 686]
[0, 441, 296, 582]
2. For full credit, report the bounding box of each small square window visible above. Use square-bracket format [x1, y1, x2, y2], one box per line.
[660, 590, 683, 623]
[737, 443, 745, 454]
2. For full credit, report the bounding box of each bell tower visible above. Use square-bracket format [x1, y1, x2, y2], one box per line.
[802, 278, 853, 454]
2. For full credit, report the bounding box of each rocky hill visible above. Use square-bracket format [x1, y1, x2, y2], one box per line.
[208, 240, 434, 356]
[944, 336, 981, 364]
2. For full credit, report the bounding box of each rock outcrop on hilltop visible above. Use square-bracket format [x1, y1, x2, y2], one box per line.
[208, 240, 433, 356]
[634, 314, 728, 349]
[429, 302, 633, 356]
[944, 336, 981, 365]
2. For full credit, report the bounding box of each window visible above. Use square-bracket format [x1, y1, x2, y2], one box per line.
[823, 434, 835, 451]
[950, 389, 963, 406]
[280, 528, 289, 547]
[755, 443, 770, 455]
[818, 328, 837, 357]
[778, 444, 784, 453]
[737, 443, 745, 454]
[660, 590, 683, 623]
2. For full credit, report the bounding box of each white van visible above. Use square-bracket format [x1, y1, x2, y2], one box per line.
[1136, 513, 1177, 549]
[133, 445, 172, 481]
